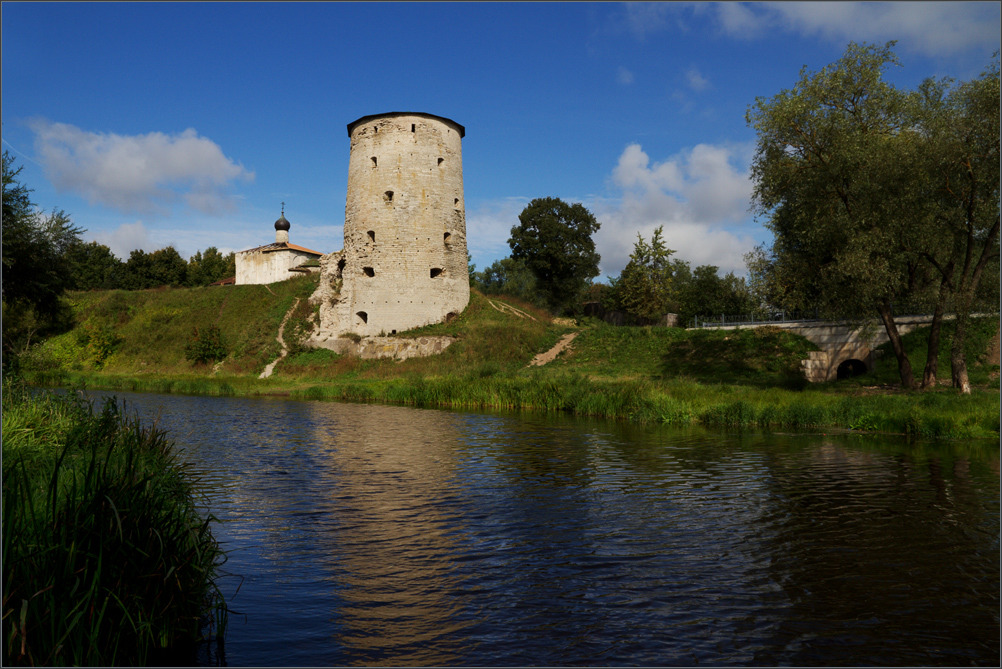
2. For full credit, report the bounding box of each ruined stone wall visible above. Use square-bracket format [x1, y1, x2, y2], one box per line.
[311, 112, 469, 342]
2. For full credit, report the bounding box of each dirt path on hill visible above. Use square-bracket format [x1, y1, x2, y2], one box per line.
[259, 298, 300, 379]
[488, 299, 537, 320]
[527, 332, 577, 367]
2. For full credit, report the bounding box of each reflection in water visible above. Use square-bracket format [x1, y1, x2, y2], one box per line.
[307, 403, 472, 666]
[89, 391, 999, 666]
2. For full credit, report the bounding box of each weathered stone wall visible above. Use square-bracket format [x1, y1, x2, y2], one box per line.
[311, 335, 455, 360]
[310, 112, 469, 342]
[236, 248, 320, 285]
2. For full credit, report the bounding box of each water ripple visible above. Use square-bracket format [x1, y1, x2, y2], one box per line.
[87, 391, 1000, 666]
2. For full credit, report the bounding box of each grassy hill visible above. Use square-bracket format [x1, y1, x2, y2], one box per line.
[24, 275, 317, 379]
[20, 279, 1000, 438]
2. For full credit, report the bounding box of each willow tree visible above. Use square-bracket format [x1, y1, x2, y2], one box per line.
[746, 42, 936, 389]
[915, 58, 1000, 393]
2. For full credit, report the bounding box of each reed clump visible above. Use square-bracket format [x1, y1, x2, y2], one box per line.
[2, 378, 226, 666]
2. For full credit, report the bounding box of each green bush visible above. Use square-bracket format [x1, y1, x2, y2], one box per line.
[184, 326, 227, 365]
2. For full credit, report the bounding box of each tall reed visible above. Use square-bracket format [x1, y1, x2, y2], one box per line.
[2, 379, 226, 666]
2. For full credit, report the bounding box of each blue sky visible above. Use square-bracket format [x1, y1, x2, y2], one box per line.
[3, 2, 998, 278]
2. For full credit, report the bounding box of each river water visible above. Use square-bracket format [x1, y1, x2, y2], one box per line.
[89, 390, 998, 666]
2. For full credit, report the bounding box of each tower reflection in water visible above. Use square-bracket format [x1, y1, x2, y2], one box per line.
[307, 402, 474, 666]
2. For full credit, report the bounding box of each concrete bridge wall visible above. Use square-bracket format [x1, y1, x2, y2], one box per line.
[697, 316, 936, 382]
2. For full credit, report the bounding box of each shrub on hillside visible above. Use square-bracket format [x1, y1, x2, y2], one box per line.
[184, 326, 227, 365]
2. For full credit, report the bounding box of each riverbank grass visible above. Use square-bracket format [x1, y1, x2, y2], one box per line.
[19, 282, 999, 440]
[2, 378, 226, 666]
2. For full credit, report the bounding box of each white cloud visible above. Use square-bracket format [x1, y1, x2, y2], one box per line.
[685, 67, 710, 92]
[94, 221, 155, 260]
[712, 2, 1000, 56]
[622, 2, 672, 39]
[29, 120, 254, 216]
[712, 2, 770, 38]
[617, 66, 635, 85]
[465, 196, 530, 269]
[592, 142, 759, 277]
[622, 2, 998, 56]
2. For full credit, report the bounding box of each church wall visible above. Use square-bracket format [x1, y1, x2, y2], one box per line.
[236, 248, 319, 285]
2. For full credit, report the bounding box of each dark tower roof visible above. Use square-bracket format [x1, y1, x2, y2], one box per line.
[347, 112, 465, 138]
[275, 203, 290, 231]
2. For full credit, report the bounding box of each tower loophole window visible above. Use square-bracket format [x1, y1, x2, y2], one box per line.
[411, 124, 416, 132]
[384, 191, 394, 203]
[371, 156, 377, 167]
[367, 230, 375, 242]
[356, 311, 368, 324]
[430, 268, 444, 278]
[363, 267, 375, 277]
[438, 157, 444, 166]
[444, 231, 451, 244]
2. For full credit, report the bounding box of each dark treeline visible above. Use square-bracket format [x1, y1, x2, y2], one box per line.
[66, 242, 236, 291]
[472, 223, 755, 326]
[2, 149, 235, 362]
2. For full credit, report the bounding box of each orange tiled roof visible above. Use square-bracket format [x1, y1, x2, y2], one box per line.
[239, 241, 324, 256]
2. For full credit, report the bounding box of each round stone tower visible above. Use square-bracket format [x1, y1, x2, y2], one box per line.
[313, 112, 469, 338]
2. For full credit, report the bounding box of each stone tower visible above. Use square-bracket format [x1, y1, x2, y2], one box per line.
[310, 112, 469, 341]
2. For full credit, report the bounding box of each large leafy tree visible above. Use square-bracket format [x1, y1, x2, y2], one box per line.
[747, 43, 999, 392]
[65, 241, 124, 290]
[121, 247, 188, 289]
[186, 247, 235, 286]
[915, 59, 1000, 393]
[746, 42, 934, 389]
[508, 197, 601, 314]
[2, 151, 82, 360]
[675, 265, 756, 324]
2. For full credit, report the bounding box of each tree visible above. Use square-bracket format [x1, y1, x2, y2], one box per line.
[186, 247, 234, 286]
[915, 58, 1000, 393]
[675, 264, 756, 323]
[508, 197, 601, 314]
[613, 226, 675, 322]
[66, 241, 124, 290]
[748, 44, 999, 392]
[746, 42, 931, 388]
[121, 246, 188, 289]
[121, 250, 155, 290]
[472, 257, 539, 304]
[149, 247, 188, 287]
[2, 151, 82, 361]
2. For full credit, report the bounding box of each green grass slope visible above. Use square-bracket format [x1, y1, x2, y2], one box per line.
[20, 281, 999, 439]
[24, 275, 318, 380]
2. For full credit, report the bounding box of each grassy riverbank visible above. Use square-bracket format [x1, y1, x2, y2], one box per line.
[2, 378, 226, 666]
[20, 282, 1001, 440]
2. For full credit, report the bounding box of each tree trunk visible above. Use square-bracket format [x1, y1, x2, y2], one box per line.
[951, 310, 973, 394]
[877, 300, 915, 389]
[921, 287, 950, 389]
[949, 216, 997, 395]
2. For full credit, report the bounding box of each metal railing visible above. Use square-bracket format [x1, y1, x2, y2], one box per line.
[692, 311, 822, 329]
[691, 305, 948, 329]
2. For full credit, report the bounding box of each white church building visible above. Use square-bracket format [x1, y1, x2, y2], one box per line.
[235, 208, 324, 285]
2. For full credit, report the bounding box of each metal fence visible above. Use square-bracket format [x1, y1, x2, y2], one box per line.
[692, 305, 937, 329]
[692, 311, 821, 328]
